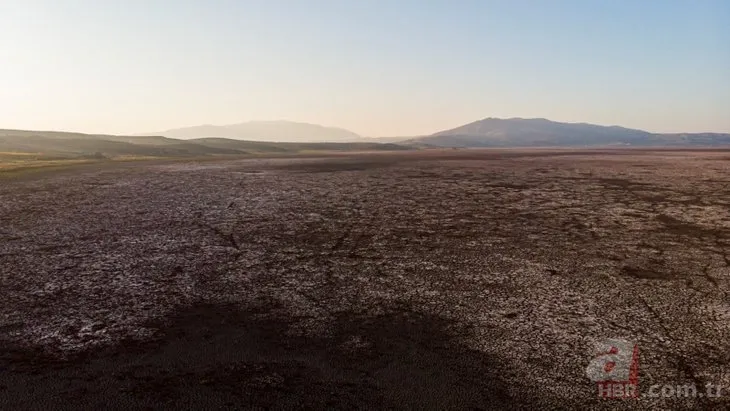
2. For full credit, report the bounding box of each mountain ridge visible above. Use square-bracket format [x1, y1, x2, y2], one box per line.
[409, 117, 730, 147]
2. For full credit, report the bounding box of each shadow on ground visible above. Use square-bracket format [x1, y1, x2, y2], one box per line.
[0, 303, 549, 410]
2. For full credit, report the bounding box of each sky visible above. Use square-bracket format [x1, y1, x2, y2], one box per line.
[1, 0, 728, 137]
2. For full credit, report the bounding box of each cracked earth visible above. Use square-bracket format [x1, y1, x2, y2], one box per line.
[1, 149, 729, 409]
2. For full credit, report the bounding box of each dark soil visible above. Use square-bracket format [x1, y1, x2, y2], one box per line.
[2, 149, 730, 409]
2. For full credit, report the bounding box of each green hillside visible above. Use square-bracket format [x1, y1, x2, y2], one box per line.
[0, 129, 412, 160]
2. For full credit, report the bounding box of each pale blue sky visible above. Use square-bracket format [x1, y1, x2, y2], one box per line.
[1, 0, 728, 136]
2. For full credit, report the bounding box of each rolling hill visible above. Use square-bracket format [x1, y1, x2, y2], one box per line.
[408, 118, 730, 147]
[189, 138, 409, 153]
[143, 121, 364, 142]
[0, 129, 410, 160]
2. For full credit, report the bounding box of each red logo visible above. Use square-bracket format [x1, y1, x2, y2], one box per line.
[585, 339, 640, 398]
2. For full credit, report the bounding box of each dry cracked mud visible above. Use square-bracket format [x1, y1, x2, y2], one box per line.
[1, 149, 730, 409]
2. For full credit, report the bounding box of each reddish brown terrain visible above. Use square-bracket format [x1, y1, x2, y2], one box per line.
[1, 149, 730, 409]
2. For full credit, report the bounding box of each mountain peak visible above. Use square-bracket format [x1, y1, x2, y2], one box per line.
[142, 121, 363, 143]
[414, 117, 730, 147]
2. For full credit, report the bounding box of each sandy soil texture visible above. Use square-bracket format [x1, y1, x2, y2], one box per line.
[1, 149, 730, 409]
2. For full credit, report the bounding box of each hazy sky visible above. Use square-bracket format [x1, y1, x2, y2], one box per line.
[1, 0, 728, 136]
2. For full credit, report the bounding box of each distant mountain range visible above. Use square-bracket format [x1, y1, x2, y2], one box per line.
[2, 117, 729, 161]
[143, 118, 730, 147]
[140, 121, 364, 143]
[407, 117, 730, 147]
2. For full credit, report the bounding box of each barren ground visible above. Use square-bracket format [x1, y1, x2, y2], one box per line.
[2, 149, 730, 409]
